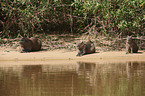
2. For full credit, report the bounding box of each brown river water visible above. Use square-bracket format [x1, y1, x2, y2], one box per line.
[0, 61, 145, 96]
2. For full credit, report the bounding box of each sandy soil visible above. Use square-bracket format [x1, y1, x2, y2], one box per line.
[0, 47, 145, 64]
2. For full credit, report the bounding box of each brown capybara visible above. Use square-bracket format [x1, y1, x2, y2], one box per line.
[126, 36, 138, 54]
[20, 37, 42, 52]
[76, 40, 95, 56]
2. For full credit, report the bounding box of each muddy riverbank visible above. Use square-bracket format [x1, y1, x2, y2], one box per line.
[1, 48, 145, 64]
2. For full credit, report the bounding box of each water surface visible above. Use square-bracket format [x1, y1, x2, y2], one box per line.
[0, 61, 145, 96]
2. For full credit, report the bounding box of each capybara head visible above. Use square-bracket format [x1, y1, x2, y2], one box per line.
[20, 37, 31, 47]
[77, 41, 85, 50]
[126, 36, 133, 44]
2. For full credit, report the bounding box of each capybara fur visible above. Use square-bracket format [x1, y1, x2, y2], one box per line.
[20, 37, 42, 52]
[76, 40, 95, 56]
[126, 36, 138, 54]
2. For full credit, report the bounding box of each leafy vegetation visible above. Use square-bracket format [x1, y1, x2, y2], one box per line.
[0, 0, 144, 38]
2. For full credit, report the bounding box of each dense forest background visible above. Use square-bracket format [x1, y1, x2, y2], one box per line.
[0, 0, 144, 38]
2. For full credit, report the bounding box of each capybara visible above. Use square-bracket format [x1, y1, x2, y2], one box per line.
[126, 36, 138, 54]
[76, 40, 95, 56]
[20, 37, 42, 52]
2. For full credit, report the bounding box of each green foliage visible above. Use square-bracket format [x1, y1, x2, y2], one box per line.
[0, 0, 144, 38]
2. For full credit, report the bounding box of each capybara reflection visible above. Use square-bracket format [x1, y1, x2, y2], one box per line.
[126, 36, 138, 54]
[76, 40, 95, 56]
[20, 37, 42, 52]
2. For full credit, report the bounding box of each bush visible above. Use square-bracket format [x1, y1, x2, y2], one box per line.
[0, 0, 144, 38]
